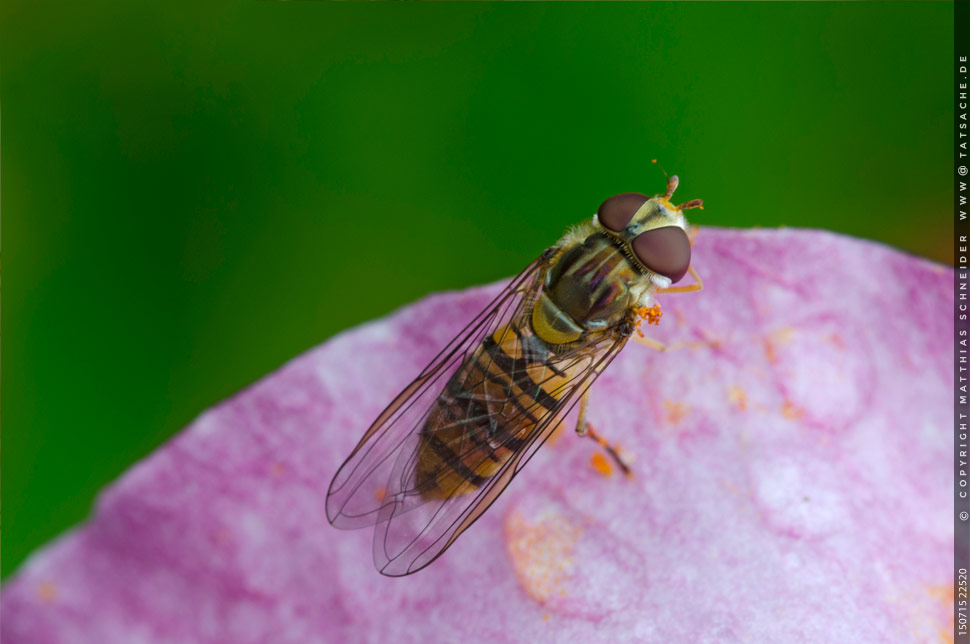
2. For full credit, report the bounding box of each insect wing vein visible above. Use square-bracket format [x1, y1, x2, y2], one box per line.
[325, 251, 630, 576]
[374, 329, 628, 576]
[325, 259, 541, 529]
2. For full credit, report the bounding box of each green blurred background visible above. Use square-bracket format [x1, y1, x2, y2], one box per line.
[2, 2, 953, 579]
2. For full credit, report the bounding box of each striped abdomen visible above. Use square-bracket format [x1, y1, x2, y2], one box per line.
[415, 236, 638, 500]
[415, 321, 579, 499]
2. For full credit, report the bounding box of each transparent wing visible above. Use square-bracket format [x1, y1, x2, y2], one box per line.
[373, 329, 628, 576]
[326, 256, 544, 528]
[326, 252, 631, 576]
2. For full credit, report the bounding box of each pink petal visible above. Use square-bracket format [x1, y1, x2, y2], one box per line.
[3, 228, 952, 643]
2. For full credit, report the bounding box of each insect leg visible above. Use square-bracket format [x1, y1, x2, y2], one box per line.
[575, 391, 633, 476]
[576, 390, 591, 436]
[654, 265, 703, 295]
[632, 335, 670, 352]
[585, 424, 632, 477]
[634, 330, 720, 353]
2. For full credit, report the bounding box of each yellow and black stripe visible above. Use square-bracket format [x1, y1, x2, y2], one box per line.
[415, 320, 582, 500]
[414, 237, 637, 500]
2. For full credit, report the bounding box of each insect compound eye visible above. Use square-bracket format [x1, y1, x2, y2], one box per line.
[597, 192, 649, 233]
[631, 225, 691, 283]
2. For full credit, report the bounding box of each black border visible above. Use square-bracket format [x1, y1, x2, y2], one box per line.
[954, 0, 969, 640]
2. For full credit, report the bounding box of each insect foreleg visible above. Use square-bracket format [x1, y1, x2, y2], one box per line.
[632, 335, 670, 352]
[633, 329, 720, 353]
[654, 265, 703, 295]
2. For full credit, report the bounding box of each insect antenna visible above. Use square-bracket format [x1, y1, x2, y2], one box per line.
[677, 198, 704, 211]
[651, 159, 679, 199]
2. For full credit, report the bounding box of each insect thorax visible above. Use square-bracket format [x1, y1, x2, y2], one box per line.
[531, 233, 643, 345]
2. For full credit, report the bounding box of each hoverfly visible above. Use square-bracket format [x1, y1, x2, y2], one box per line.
[326, 173, 704, 576]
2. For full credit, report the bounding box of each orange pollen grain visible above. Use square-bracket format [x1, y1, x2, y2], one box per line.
[375, 486, 387, 502]
[762, 338, 778, 364]
[37, 580, 58, 603]
[634, 305, 663, 337]
[664, 400, 690, 425]
[590, 452, 614, 477]
[728, 386, 748, 410]
[781, 400, 803, 419]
